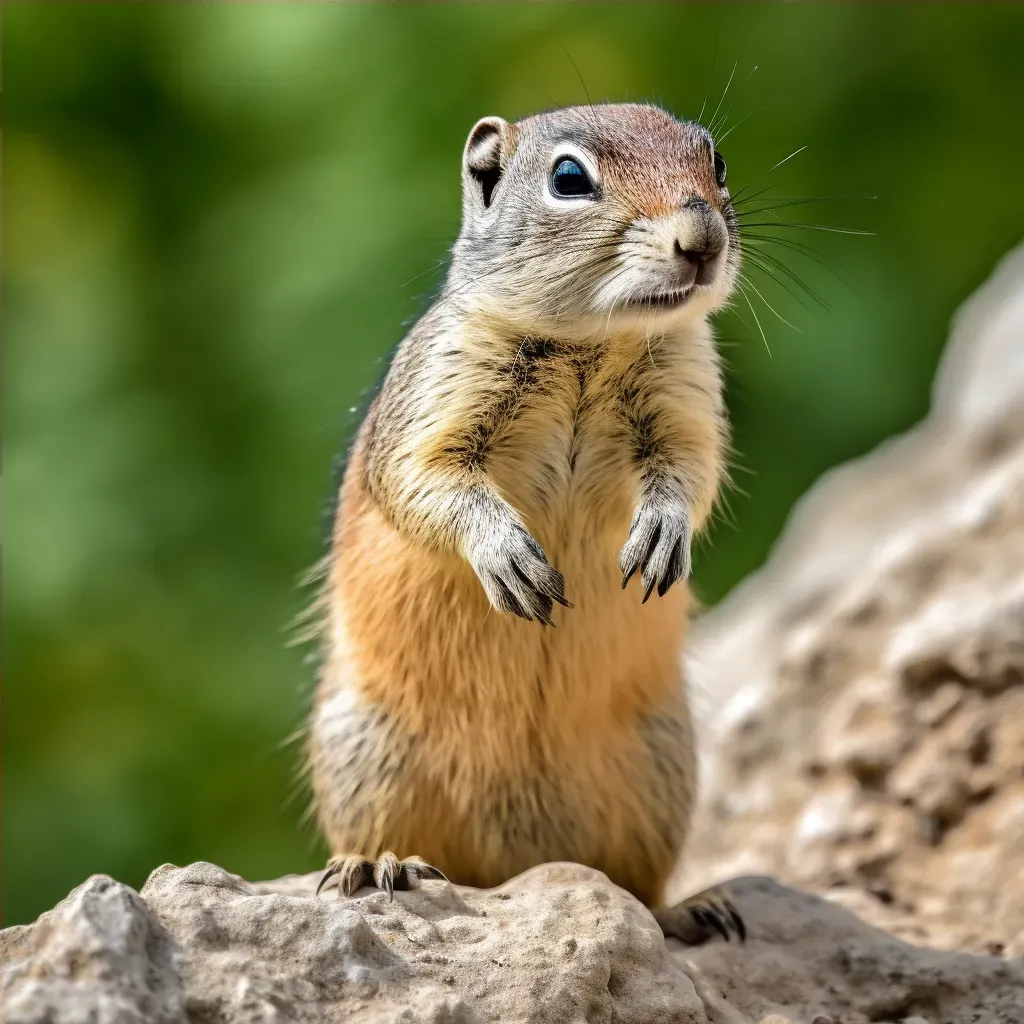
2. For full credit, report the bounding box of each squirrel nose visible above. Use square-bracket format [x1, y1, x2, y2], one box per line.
[674, 241, 706, 268]
[673, 235, 723, 287]
[674, 196, 726, 287]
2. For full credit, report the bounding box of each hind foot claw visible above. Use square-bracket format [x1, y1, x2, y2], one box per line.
[652, 885, 746, 945]
[316, 851, 447, 901]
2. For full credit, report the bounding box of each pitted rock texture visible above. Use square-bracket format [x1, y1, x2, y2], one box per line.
[3, 862, 707, 1024]
[679, 243, 1024, 959]
[679, 875, 1024, 1024]
[4, 863, 1023, 1024]
[0, 874, 184, 1024]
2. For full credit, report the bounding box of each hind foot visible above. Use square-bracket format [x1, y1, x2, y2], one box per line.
[316, 851, 447, 901]
[652, 885, 746, 945]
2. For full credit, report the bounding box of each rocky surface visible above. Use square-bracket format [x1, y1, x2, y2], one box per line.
[4, 248, 1023, 1022]
[1, 862, 706, 1024]
[679, 243, 1024, 961]
[4, 862, 1023, 1024]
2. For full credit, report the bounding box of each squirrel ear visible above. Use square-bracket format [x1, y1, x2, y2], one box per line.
[462, 117, 511, 211]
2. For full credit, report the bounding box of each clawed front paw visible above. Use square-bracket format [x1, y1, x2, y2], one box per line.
[469, 523, 570, 626]
[619, 498, 692, 602]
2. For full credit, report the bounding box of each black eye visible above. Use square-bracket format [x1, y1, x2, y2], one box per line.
[551, 157, 595, 198]
[713, 150, 727, 187]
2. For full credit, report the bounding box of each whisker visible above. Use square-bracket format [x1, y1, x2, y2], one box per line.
[742, 232, 850, 284]
[740, 222, 874, 236]
[741, 252, 816, 311]
[737, 282, 771, 357]
[714, 105, 763, 146]
[735, 195, 876, 217]
[563, 46, 594, 108]
[729, 146, 808, 203]
[742, 273, 802, 331]
[525, 78, 563, 114]
[562, 46, 606, 140]
[710, 64, 758, 139]
[402, 258, 450, 289]
[727, 167, 803, 209]
[725, 302, 755, 335]
[733, 193, 876, 209]
[707, 60, 738, 136]
[697, 36, 719, 126]
[742, 244, 830, 308]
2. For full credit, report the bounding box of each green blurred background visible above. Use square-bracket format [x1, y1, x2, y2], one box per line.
[5, 3, 1023, 926]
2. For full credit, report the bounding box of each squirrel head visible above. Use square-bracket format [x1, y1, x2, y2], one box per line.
[450, 103, 739, 338]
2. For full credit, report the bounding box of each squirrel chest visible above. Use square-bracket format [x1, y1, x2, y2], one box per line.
[438, 335, 644, 556]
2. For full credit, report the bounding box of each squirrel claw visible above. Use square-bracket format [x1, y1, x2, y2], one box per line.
[652, 886, 746, 945]
[317, 852, 448, 900]
[470, 523, 570, 624]
[619, 497, 692, 602]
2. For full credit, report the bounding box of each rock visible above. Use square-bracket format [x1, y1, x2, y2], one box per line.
[679, 876, 1024, 1024]
[680, 243, 1024, 958]
[5, 861, 707, 1024]
[0, 874, 184, 1024]
[6, 864, 1023, 1024]
[5, 245, 1024, 1022]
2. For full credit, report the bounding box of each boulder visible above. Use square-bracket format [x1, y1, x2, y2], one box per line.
[678, 244, 1024, 961]
[4, 863, 1022, 1024]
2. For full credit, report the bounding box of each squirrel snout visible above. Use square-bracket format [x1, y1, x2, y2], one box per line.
[672, 237, 723, 288]
[673, 203, 727, 287]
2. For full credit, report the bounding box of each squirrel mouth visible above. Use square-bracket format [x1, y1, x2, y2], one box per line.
[625, 285, 695, 310]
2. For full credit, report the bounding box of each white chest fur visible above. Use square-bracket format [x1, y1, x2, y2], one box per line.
[482, 342, 638, 547]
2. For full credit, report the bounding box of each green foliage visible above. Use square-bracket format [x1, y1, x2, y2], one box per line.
[5, 4, 1023, 925]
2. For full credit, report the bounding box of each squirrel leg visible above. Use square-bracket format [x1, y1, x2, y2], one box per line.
[316, 851, 447, 901]
[651, 885, 746, 944]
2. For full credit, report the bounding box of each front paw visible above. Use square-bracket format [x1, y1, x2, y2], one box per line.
[619, 497, 692, 602]
[468, 523, 570, 626]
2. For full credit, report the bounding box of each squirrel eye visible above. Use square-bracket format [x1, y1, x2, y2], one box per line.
[713, 150, 727, 187]
[551, 158, 595, 198]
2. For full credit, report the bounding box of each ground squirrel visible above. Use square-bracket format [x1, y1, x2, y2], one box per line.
[309, 103, 744, 943]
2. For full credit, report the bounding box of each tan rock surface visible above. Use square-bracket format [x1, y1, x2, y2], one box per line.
[5, 863, 1023, 1023]
[679, 874, 1024, 1024]
[3, 862, 705, 1024]
[679, 243, 1024, 960]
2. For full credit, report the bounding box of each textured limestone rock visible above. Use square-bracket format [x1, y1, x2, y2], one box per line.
[679, 243, 1024, 959]
[3, 862, 707, 1024]
[0, 874, 184, 1024]
[5, 863, 1023, 1024]
[680, 875, 1024, 1024]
